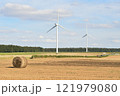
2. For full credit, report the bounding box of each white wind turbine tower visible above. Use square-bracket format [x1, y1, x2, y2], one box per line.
[82, 24, 88, 52]
[47, 11, 66, 54]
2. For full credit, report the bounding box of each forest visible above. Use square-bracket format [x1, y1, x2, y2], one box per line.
[0, 45, 120, 52]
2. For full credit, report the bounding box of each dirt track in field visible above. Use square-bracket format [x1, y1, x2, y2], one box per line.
[0, 55, 120, 80]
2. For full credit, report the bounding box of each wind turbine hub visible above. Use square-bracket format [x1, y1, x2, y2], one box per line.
[55, 23, 58, 26]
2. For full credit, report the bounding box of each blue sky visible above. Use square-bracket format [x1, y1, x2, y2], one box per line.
[0, 0, 120, 48]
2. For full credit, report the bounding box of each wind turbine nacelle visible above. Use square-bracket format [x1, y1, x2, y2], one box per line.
[55, 23, 58, 26]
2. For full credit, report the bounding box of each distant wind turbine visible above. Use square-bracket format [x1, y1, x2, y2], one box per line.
[47, 11, 67, 54]
[82, 24, 88, 52]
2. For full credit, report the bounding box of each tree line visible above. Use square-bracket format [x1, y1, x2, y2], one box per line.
[44, 48, 120, 52]
[0, 45, 120, 52]
[0, 45, 43, 52]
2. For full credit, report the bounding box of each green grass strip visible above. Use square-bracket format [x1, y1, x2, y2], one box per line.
[30, 55, 109, 59]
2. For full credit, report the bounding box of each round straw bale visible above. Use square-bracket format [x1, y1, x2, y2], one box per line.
[12, 56, 28, 68]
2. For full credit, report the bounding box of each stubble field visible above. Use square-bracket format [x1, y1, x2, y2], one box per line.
[0, 52, 120, 80]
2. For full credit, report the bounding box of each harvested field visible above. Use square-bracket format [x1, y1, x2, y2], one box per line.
[0, 54, 120, 80]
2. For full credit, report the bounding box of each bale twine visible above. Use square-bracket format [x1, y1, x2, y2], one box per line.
[12, 56, 28, 68]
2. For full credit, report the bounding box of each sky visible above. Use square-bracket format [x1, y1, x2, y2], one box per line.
[0, 0, 120, 48]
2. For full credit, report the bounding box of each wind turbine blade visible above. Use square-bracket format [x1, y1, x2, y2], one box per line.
[57, 11, 59, 24]
[58, 24, 65, 30]
[47, 25, 57, 33]
[82, 34, 87, 38]
[58, 24, 70, 32]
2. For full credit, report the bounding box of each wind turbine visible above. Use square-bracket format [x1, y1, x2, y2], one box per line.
[82, 24, 88, 52]
[47, 11, 66, 54]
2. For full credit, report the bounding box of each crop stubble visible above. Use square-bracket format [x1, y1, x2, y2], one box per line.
[0, 55, 120, 80]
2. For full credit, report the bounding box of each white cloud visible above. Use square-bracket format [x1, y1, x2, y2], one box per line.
[91, 24, 113, 28]
[25, 30, 33, 33]
[0, 28, 32, 33]
[91, 43, 99, 46]
[45, 39, 56, 43]
[112, 40, 120, 43]
[0, 29, 19, 33]
[39, 35, 44, 39]
[61, 31, 77, 36]
[113, 21, 120, 24]
[70, 2, 120, 20]
[83, 19, 89, 22]
[0, 26, 9, 28]
[90, 43, 102, 47]
[71, 2, 80, 6]
[22, 39, 34, 42]
[22, 40, 29, 42]
[0, 3, 72, 21]
[76, 23, 113, 29]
